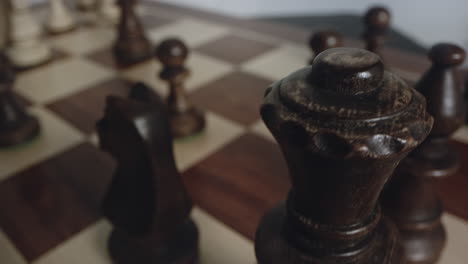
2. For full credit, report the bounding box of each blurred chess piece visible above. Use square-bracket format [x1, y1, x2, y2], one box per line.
[0, 53, 40, 147]
[99, 0, 120, 24]
[112, 0, 152, 65]
[156, 38, 206, 139]
[382, 43, 466, 264]
[97, 85, 199, 263]
[7, 0, 52, 69]
[362, 6, 391, 58]
[46, 0, 76, 34]
[76, 0, 96, 11]
[308, 30, 343, 64]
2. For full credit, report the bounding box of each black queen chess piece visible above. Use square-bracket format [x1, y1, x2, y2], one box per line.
[255, 47, 433, 264]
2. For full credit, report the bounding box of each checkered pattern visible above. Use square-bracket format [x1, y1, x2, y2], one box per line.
[1, 1, 468, 263]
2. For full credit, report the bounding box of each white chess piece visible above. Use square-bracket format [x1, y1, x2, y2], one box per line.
[7, 0, 52, 68]
[77, 0, 96, 11]
[99, 0, 120, 24]
[46, 0, 76, 34]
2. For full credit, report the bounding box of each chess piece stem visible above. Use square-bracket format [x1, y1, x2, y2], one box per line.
[7, 0, 52, 69]
[255, 48, 433, 264]
[382, 43, 466, 264]
[113, 0, 152, 65]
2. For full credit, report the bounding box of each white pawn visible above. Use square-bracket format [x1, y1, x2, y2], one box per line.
[99, 0, 120, 24]
[46, 0, 76, 34]
[7, 0, 52, 68]
[76, 0, 96, 11]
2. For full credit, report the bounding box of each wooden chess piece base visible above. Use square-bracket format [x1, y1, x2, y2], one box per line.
[255, 204, 405, 264]
[113, 39, 152, 66]
[108, 219, 199, 264]
[170, 108, 205, 139]
[400, 223, 446, 264]
[0, 115, 40, 148]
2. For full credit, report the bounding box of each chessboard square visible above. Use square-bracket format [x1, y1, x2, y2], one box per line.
[183, 133, 290, 240]
[193, 208, 255, 264]
[121, 52, 233, 95]
[241, 43, 310, 81]
[0, 107, 84, 180]
[15, 58, 115, 104]
[0, 143, 114, 261]
[439, 214, 468, 264]
[51, 27, 115, 56]
[32, 220, 112, 264]
[190, 71, 273, 126]
[148, 18, 231, 48]
[140, 14, 175, 30]
[250, 120, 274, 142]
[452, 125, 468, 144]
[47, 78, 133, 134]
[196, 34, 277, 65]
[174, 112, 244, 172]
[0, 231, 27, 264]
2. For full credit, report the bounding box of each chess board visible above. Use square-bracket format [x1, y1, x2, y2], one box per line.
[1, 1, 468, 263]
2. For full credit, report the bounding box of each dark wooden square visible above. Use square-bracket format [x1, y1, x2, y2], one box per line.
[0, 143, 114, 261]
[195, 35, 277, 65]
[86, 47, 154, 70]
[189, 71, 273, 126]
[183, 133, 290, 240]
[47, 78, 133, 134]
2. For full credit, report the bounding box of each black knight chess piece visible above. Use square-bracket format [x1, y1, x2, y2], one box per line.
[363, 6, 391, 58]
[255, 48, 433, 264]
[156, 38, 205, 139]
[96, 84, 199, 264]
[381, 43, 466, 264]
[0, 53, 40, 148]
[308, 30, 343, 64]
[113, 0, 153, 66]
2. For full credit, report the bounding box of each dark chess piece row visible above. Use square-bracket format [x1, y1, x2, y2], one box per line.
[309, 6, 391, 62]
[306, 8, 466, 263]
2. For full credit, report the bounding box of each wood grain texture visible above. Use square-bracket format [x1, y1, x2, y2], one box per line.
[190, 71, 273, 126]
[183, 133, 290, 240]
[0, 143, 114, 261]
[195, 35, 277, 65]
[47, 78, 133, 134]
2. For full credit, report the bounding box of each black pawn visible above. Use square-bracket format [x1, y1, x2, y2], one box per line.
[382, 43, 466, 264]
[156, 38, 205, 139]
[113, 0, 153, 66]
[0, 53, 40, 147]
[362, 6, 391, 57]
[308, 30, 343, 64]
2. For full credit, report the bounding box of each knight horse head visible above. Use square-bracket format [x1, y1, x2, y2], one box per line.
[96, 83, 192, 240]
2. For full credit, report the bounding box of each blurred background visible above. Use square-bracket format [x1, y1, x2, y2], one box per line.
[25, 0, 468, 62]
